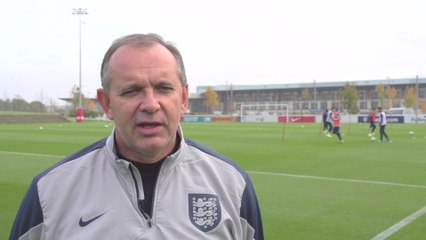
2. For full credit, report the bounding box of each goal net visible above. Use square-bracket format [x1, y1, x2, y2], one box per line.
[240, 103, 289, 122]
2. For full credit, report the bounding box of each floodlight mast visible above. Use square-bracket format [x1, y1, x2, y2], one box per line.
[72, 8, 88, 122]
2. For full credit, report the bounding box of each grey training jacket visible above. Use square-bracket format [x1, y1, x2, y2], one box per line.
[10, 126, 263, 240]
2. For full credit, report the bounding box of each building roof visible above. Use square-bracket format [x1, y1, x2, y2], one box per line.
[195, 77, 426, 93]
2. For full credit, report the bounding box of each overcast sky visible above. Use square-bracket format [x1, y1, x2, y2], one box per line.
[1, 0, 425, 103]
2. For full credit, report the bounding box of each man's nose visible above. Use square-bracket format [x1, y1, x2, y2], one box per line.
[140, 90, 160, 113]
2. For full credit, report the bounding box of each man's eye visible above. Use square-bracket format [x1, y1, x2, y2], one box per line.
[120, 88, 140, 96]
[158, 86, 174, 92]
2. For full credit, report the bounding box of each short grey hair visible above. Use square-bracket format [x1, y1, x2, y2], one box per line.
[100, 33, 187, 93]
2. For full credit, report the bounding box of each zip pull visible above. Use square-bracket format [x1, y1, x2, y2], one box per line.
[138, 199, 152, 228]
[129, 166, 152, 228]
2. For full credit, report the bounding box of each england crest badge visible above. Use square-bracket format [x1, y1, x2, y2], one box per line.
[188, 194, 221, 232]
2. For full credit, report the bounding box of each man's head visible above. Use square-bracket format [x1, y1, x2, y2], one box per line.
[100, 33, 187, 94]
[97, 33, 189, 163]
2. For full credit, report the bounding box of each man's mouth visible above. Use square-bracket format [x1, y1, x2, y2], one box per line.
[141, 124, 159, 128]
[138, 122, 162, 129]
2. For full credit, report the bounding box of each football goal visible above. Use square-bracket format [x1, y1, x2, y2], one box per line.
[240, 103, 289, 120]
[240, 103, 289, 141]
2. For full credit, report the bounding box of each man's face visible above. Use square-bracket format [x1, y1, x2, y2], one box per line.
[97, 44, 188, 163]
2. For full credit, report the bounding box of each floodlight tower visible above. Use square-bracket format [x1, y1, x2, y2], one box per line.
[72, 8, 88, 122]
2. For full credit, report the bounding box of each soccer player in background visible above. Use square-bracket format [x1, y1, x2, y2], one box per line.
[368, 107, 377, 140]
[331, 107, 344, 143]
[322, 109, 332, 136]
[378, 106, 392, 143]
[325, 108, 333, 137]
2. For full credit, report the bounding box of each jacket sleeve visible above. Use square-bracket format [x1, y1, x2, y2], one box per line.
[240, 175, 264, 240]
[10, 178, 44, 240]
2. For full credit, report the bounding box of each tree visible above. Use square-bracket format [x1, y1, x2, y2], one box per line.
[48, 98, 58, 113]
[11, 96, 30, 112]
[375, 84, 386, 107]
[340, 83, 359, 114]
[388, 87, 398, 108]
[0, 99, 11, 111]
[302, 88, 312, 100]
[86, 99, 98, 112]
[29, 101, 47, 112]
[203, 86, 219, 113]
[419, 99, 426, 113]
[403, 86, 416, 108]
[70, 85, 86, 109]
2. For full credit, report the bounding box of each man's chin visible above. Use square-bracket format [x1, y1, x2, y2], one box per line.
[137, 140, 173, 155]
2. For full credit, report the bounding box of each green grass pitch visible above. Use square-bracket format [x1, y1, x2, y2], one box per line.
[1, 121, 425, 239]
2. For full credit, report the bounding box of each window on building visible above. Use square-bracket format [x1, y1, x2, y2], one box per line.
[419, 87, 425, 98]
[359, 90, 366, 99]
[293, 102, 300, 110]
[283, 92, 291, 100]
[321, 90, 328, 100]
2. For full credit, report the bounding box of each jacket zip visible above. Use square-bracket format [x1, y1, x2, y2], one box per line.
[129, 166, 152, 228]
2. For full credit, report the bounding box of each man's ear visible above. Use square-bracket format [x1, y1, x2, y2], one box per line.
[181, 84, 189, 115]
[97, 88, 113, 120]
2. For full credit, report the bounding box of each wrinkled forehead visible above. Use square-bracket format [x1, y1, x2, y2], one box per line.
[111, 44, 175, 64]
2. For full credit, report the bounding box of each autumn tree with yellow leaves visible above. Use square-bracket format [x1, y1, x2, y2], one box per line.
[204, 86, 219, 114]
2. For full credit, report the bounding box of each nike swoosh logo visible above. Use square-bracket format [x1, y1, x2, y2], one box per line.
[79, 212, 106, 227]
[290, 117, 300, 122]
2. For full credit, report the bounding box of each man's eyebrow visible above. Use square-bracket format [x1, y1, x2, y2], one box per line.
[120, 82, 143, 90]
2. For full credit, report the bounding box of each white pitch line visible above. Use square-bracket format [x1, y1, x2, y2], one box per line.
[248, 171, 426, 189]
[249, 170, 426, 239]
[0, 151, 64, 158]
[2, 153, 425, 190]
[371, 205, 426, 240]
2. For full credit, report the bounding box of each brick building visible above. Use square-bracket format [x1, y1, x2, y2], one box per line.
[189, 77, 426, 115]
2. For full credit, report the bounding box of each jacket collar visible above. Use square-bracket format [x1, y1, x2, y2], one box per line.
[105, 125, 186, 170]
